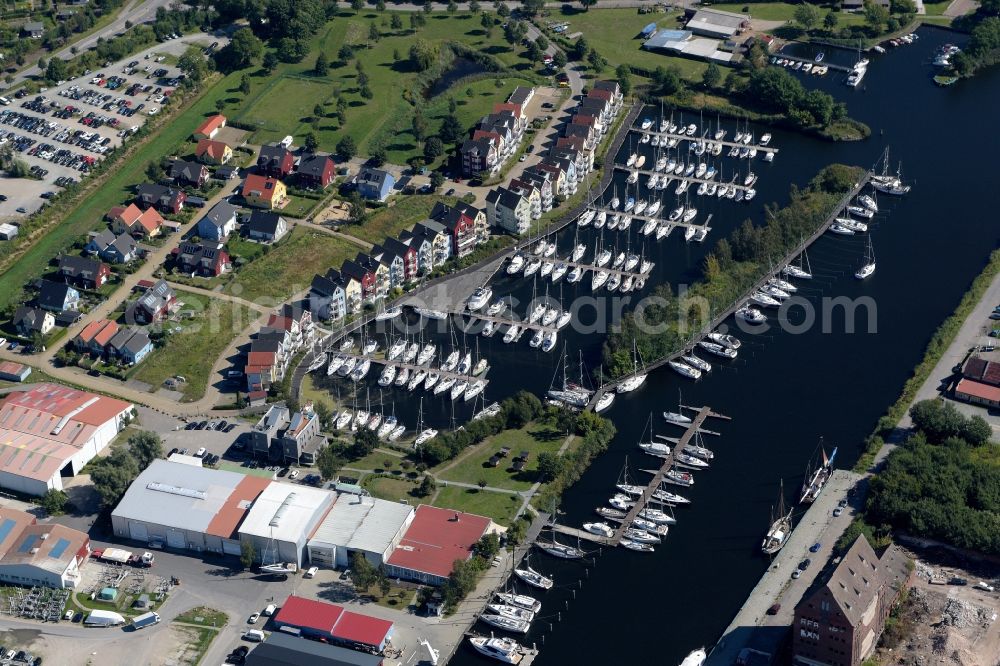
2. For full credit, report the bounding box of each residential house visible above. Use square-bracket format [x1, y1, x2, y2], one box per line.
[382, 237, 418, 282]
[58, 256, 111, 289]
[485, 187, 531, 235]
[172, 241, 231, 277]
[195, 138, 233, 165]
[507, 178, 543, 220]
[245, 349, 277, 394]
[356, 253, 390, 298]
[297, 153, 336, 190]
[340, 272, 362, 313]
[12, 307, 54, 337]
[460, 136, 500, 178]
[267, 303, 314, 349]
[169, 159, 209, 187]
[256, 144, 296, 179]
[309, 270, 347, 321]
[73, 319, 119, 357]
[102, 234, 139, 264]
[341, 260, 377, 303]
[193, 114, 226, 140]
[564, 122, 596, 151]
[250, 337, 288, 383]
[552, 143, 589, 180]
[280, 408, 327, 464]
[430, 201, 479, 258]
[572, 113, 603, 142]
[792, 534, 912, 666]
[413, 220, 451, 267]
[399, 229, 434, 274]
[508, 86, 535, 108]
[244, 211, 289, 243]
[532, 161, 570, 199]
[355, 168, 395, 202]
[22, 22, 44, 38]
[578, 96, 612, 127]
[493, 102, 527, 134]
[242, 174, 287, 209]
[111, 203, 164, 238]
[215, 164, 239, 181]
[370, 244, 406, 290]
[592, 80, 624, 106]
[127, 279, 176, 324]
[519, 169, 555, 213]
[107, 329, 154, 365]
[248, 405, 288, 457]
[196, 202, 240, 241]
[134, 184, 185, 215]
[36, 281, 80, 313]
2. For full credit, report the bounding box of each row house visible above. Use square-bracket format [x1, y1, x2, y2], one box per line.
[508, 86, 535, 109]
[507, 178, 543, 220]
[564, 121, 596, 152]
[86, 230, 139, 264]
[573, 113, 603, 144]
[460, 137, 499, 178]
[485, 187, 531, 235]
[266, 304, 315, 351]
[126, 279, 176, 324]
[171, 241, 231, 277]
[58, 256, 110, 290]
[110, 203, 165, 238]
[591, 80, 624, 111]
[135, 184, 186, 215]
[430, 201, 481, 258]
[73, 320, 154, 366]
[518, 168, 555, 213]
[381, 237, 419, 283]
[257, 144, 296, 179]
[73, 319, 120, 357]
[531, 161, 572, 199]
[354, 253, 391, 300]
[309, 270, 348, 321]
[341, 260, 378, 304]
[410, 221, 452, 268]
[369, 244, 406, 290]
[251, 335, 290, 383]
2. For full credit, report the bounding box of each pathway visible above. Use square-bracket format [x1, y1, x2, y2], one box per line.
[167, 281, 270, 314]
[296, 219, 375, 250]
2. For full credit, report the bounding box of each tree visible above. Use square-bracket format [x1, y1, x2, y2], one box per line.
[315, 51, 330, 75]
[238, 74, 251, 95]
[553, 50, 567, 69]
[587, 49, 607, 72]
[46, 58, 69, 83]
[350, 551, 378, 591]
[314, 401, 332, 430]
[424, 136, 444, 161]
[416, 475, 437, 497]
[470, 0, 481, 13]
[653, 65, 683, 96]
[474, 533, 500, 560]
[497, 2, 510, 17]
[370, 145, 387, 166]
[537, 451, 564, 481]
[430, 170, 445, 190]
[39, 489, 69, 516]
[448, 0, 458, 12]
[794, 3, 821, 31]
[369, 23, 381, 42]
[439, 113, 463, 144]
[127, 431, 162, 470]
[216, 27, 263, 72]
[522, 0, 545, 14]
[377, 0, 386, 9]
[616, 64, 632, 96]
[91, 450, 139, 508]
[263, 51, 279, 72]
[351, 0, 363, 13]
[347, 191, 368, 224]
[338, 44, 355, 63]
[409, 39, 439, 71]
[824, 11, 839, 30]
[864, 0, 890, 31]
[411, 110, 428, 142]
[178, 49, 209, 84]
[304, 132, 319, 152]
[391, 13, 403, 30]
[536, 35, 549, 51]
[240, 539, 256, 569]
[337, 135, 358, 160]
[571, 36, 589, 61]
[702, 61, 722, 89]
[378, 568, 391, 597]
[481, 11, 494, 33]
[580, 0, 598, 8]
[526, 40, 542, 62]
[316, 444, 346, 480]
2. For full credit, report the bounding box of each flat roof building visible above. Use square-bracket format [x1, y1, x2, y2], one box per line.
[111, 459, 270, 555]
[685, 8, 750, 39]
[0, 384, 134, 496]
[384, 505, 492, 585]
[307, 494, 414, 569]
[246, 631, 383, 666]
[272, 595, 393, 653]
[0, 506, 91, 589]
[239, 483, 335, 567]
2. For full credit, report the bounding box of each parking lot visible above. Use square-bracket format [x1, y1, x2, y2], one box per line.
[0, 33, 221, 220]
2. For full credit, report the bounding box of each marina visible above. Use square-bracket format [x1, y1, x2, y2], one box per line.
[629, 127, 780, 159]
[612, 164, 757, 195]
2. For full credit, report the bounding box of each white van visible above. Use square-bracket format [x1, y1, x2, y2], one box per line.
[262, 604, 276, 616]
[0, 97, 10, 106]
[305, 566, 318, 579]
[243, 629, 265, 642]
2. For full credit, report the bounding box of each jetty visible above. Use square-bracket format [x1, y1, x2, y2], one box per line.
[629, 127, 780, 158]
[322, 352, 489, 392]
[582, 204, 713, 236]
[612, 164, 757, 194]
[549, 406, 727, 547]
[591, 169, 875, 404]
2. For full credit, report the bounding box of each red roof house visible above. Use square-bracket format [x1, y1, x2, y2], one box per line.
[273, 595, 393, 651]
[384, 505, 492, 584]
[193, 114, 227, 140]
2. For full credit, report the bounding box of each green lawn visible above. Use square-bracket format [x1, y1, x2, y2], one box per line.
[131, 291, 251, 401]
[547, 7, 708, 80]
[363, 475, 427, 505]
[232, 12, 544, 164]
[225, 226, 357, 302]
[174, 607, 228, 628]
[346, 195, 458, 244]
[436, 420, 567, 492]
[433, 485, 521, 525]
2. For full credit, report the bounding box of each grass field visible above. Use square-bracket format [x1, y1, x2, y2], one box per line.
[363, 475, 426, 505]
[345, 194, 457, 244]
[546, 7, 708, 80]
[131, 290, 251, 401]
[232, 12, 543, 164]
[224, 226, 357, 303]
[433, 485, 521, 525]
[436, 420, 567, 492]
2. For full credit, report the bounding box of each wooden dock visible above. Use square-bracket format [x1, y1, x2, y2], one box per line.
[580, 204, 712, 237]
[613, 164, 757, 194]
[323, 352, 489, 393]
[590, 170, 875, 402]
[549, 406, 723, 547]
[458, 311, 559, 335]
[630, 127, 780, 156]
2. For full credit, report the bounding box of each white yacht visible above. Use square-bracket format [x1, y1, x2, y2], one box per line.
[388, 339, 406, 361]
[543, 242, 557, 258]
[424, 371, 440, 390]
[639, 507, 677, 525]
[555, 310, 572, 329]
[503, 325, 521, 344]
[482, 320, 497, 337]
[514, 565, 553, 590]
[551, 263, 568, 282]
[414, 307, 448, 320]
[577, 209, 595, 227]
[417, 343, 436, 365]
[750, 291, 780, 308]
[595, 391, 615, 412]
[848, 204, 874, 219]
[591, 270, 610, 291]
[468, 635, 525, 664]
[487, 298, 507, 316]
[414, 428, 438, 446]
[583, 522, 614, 538]
[623, 528, 660, 544]
[464, 380, 486, 402]
[836, 217, 868, 233]
[682, 354, 711, 373]
[450, 379, 468, 400]
[736, 304, 766, 324]
[403, 342, 419, 363]
[337, 356, 356, 377]
[378, 365, 397, 387]
[408, 370, 427, 391]
[855, 236, 876, 279]
[706, 331, 741, 349]
[858, 194, 878, 212]
[494, 592, 541, 614]
[466, 286, 493, 312]
[327, 354, 345, 376]
[620, 539, 654, 553]
[523, 257, 542, 276]
[572, 243, 587, 262]
[669, 360, 702, 380]
[680, 649, 707, 666]
[507, 253, 525, 274]
[394, 366, 410, 387]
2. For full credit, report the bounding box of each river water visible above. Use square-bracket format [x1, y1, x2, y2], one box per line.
[325, 26, 1000, 666]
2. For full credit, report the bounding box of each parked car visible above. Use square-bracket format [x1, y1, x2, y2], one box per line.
[809, 542, 822, 553]
[289, 470, 299, 480]
[195, 447, 206, 457]
[766, 603, 781, 615]
[791, 569, 801, 579]
[799, 558, 812, 570]
[833, 507, 843, 517]
[248, 613, 260, 624]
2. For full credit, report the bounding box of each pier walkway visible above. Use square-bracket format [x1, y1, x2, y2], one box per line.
[324, 352, 489, 393]
[613, 164, 757, 194]
[549, 406, 726, 547]
[590, 170, 875, 406]
[629, 127, 780, 157]
[582, 204, 712, 237]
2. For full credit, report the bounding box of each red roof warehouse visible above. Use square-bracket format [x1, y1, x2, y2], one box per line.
[273, 595, 393, 652]
[384, 505, 492, 585]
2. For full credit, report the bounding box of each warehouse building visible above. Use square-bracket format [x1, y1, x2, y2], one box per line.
[239, 483, 335, 567]
[307, 493, 414, 569]
[111, 459, 270, 555]
[0, 507, 91, 589]
[247, 631, 383, 666]
[384, 506, 493, 585]
[0, 384, 134, 496]
[272, 595, 394, 653]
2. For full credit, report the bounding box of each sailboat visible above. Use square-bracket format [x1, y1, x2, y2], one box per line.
[761, 480, 793, 555]
[547, 345, 590, 407]
[615, 458, 645, 496]
[616, 340, 647, 393]
[800, 441, 838, 504]
[663, 389, 692, 426]
[855, 236, 876, 279]
[638, 414, 671, 458]
[783, 248, 813, 279]
[259, 527, 298, 575]
[536, 522, 585, 559]
[414, 398, 437, 446]
[513, 561, 553, 590]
